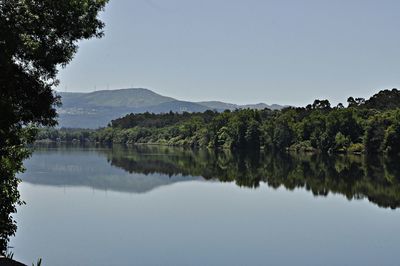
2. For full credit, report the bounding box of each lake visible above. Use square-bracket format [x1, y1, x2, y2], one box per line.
[9, 144, 400, 265]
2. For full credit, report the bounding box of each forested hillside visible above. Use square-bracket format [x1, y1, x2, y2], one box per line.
[57, 88, 284, 128]
[39, 89, 400, 155]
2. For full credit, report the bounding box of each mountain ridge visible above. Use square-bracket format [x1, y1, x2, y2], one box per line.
[57, 88, 285, 128]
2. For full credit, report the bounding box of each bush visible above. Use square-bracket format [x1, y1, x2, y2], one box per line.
[348, 143, 364, 154]
[289, 141, 315, 152]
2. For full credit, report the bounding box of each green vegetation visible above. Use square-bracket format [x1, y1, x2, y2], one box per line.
[57, 88, 284, 128]
[0, 0, 107, 256]
[39, 89, 400, 156]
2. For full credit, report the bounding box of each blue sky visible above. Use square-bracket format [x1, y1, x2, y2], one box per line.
[58, 0, 400, 106]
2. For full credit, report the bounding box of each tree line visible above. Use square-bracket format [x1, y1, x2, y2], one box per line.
[38, 88, 400, 156]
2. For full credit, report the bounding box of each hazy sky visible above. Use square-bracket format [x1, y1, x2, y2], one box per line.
[57, 0, 400, 106]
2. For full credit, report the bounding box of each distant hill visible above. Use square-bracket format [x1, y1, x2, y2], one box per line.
[197, 101, 239, 111]
[57, 88, 284, 128]
[197, 101, 282, 111]
[61, 88, 175, 108]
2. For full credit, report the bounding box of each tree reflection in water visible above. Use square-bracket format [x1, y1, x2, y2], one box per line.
[103, 145, 400, 209]
[3, 144, 400, 254]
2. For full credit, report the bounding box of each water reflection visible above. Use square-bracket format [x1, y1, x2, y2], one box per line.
[21, 145, 201, 194]
[22, 144, 400, 209]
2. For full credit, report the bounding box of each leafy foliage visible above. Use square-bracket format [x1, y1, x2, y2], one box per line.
[0, 0, 107, 255]
[39, 89, 400, 156]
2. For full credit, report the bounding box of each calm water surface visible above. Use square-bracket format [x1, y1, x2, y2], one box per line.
[10, 144, 400, 266]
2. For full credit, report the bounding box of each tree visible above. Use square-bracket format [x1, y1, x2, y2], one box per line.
[384, 110, 400, 156]
[245, 119, 261, 148]
[347, 97, 365, 108]
[336, 103, 345, 109]
[334, 132, 350, 151]
[364, 88, 400, 110]
[364, 116, 386, 154]
[312, 99, 331, 110]
[273, 120, 294, 149]
[384, 123, 400, 156]
[0, 0, 108, 255]
[325, 109, 363, 144]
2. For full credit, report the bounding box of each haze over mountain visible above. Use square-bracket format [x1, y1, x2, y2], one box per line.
[58, 88, 285, 128]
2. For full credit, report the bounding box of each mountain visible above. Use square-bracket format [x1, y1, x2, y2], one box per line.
[57, 88, 284, 128]
[60, 88, 174, 108]
[196, 101, 239, 110]
[198, 101, 274, 111]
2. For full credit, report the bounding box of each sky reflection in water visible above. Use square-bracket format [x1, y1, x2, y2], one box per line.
[10, 144, 400, 266]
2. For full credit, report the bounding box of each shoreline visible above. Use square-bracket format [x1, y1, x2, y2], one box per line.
[34, 139, 367, 156]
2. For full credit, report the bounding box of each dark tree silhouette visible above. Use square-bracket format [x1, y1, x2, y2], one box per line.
[0, 0, 108, 255]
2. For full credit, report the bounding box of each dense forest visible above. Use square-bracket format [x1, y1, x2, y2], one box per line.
[38, 89, 400, 155]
